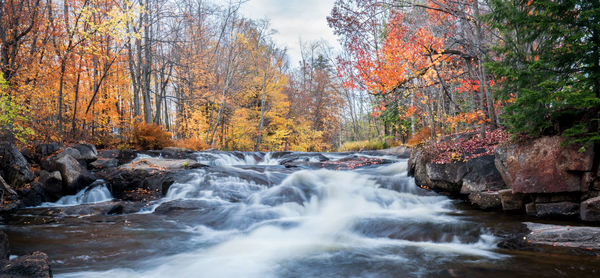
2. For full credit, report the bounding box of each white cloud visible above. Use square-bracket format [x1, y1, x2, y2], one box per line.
[240, 0, 340, 65]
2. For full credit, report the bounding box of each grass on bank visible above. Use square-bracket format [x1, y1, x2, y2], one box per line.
[338, 137, 402, 152]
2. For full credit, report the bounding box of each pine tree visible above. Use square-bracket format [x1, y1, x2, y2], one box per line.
[486, 0, 600, 143]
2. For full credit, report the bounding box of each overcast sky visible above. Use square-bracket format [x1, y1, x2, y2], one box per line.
[240, 0, 340, 66]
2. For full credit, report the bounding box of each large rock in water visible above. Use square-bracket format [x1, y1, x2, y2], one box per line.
[494, 136, 593, 193]
[0, 142, 34, 187]
[498, 189, 525, 211]
[523, 222, 600, 253]
[581, 197, 600, 222]
[90, 158, 118, 170]
[535, 202, 580, 219]
[421, 155, 508, 197]
[41, 151, 95, 194]
[0, 251, 52, 278]
[460, 155, 506, 194]
[14, 182, 47, 207]
[468, 191, 502, 210]
[98, 157, 204, 201]
[37, 171, 63, 201]
[409, 149, 507, 201]
[425, 161, 467, 192]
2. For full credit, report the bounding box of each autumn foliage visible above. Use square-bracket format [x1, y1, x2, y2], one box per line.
[424, 129, 509, 164]
[173, 138, 210, 152]
[329, 0, 503, 143]
[406, 128, 432, 148]
[0, 0, 344, 151]
[132, 123, 172, 151]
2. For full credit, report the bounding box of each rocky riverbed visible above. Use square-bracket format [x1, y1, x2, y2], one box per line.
[0, 141, 599, 277]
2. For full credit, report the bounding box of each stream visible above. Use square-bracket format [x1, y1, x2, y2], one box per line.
[3, 151, 600, 277]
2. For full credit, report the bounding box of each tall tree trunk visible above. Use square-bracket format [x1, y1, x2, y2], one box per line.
[57, 59, 66, 140]
[473, 0, 497, 129]
[71, 55, 84, 135]
[142, 0, 152, 124]
[153, 65, 161, 125]
[254, 63, 269, 151]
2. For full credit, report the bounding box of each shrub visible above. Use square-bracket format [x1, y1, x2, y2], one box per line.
[406, 127, 431, 147]
[173, 137, 210, 151]
[384, 135, 402, 148]
[423, 129, 509, 164]
[132, 122, 172, 150]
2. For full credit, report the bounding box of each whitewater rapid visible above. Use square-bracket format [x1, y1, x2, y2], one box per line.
[56, 152, 503, 278]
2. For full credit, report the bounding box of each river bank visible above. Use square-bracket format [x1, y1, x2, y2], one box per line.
[409, 134, 599, 220]
[409, 133, 600, 257]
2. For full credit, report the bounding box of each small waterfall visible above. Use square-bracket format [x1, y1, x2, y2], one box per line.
[197, 152, 283, 166]
[199, 152, 259, 166]
[257, 153, 281, 165]
[40, 180, 113, 207]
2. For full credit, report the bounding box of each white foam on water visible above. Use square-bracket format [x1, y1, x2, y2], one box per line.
[257, 153, 281, 165]
[58, 164, 503, 278]
[38, 181, 113, 207]
[132, 153, 153, 161]
[376, 161, 408, 176]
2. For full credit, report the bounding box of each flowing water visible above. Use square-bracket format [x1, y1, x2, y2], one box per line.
[3, 152, 600, 277]
[37, 180, 113, 207]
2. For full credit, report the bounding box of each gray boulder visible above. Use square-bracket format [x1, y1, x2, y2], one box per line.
[524, 222, 600, 252]
[42, 152, 95, 194]
[40, 148, 79, 171]
[97, 157, 203, 202]
[0, 142, 34, 187]
[498, 189, 525, 211]
[37, 171, 63, 201]
[72, 143, 97, 162]
[0, 176, 21, 213]
[61, 148, 82, 160]
[425, 161, 467, 192]
[535, 202, 580, 219]
[32, 143, 60, 163]
[57, 155, 94, 194]
[581, 197, 600, 222]
[90, 158, 118, 170]
[154, 199, 213, 214]
[460, 155, 506, 194]
[14, 182, 46, 207]
[468, 191, 502, 210]
[0, 251, 52, 278]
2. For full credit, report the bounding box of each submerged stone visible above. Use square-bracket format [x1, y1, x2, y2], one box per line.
[524, 222, 600, 253]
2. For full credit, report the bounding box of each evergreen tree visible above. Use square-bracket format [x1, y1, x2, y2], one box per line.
[486, 0, 600, 143]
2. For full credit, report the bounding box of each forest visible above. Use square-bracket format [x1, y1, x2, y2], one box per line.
[1, 0, 599, 151]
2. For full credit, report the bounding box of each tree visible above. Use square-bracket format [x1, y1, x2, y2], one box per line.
[0, 72, 34, 142]
[330, 0, 497, 142]
[486, 0, 600, 143]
